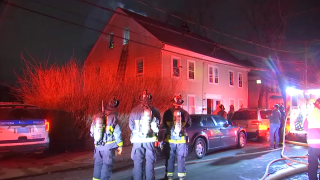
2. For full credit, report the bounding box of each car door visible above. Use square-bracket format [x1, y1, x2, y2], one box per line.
[200, 116, 222, 149]
[213, 116, 237, 147]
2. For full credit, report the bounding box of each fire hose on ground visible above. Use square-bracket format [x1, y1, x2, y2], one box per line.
[259, 111, 318, 180]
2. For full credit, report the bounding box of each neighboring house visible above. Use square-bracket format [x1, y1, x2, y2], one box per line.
[85, 8, 254, 114]
[248, 70, 283, 109]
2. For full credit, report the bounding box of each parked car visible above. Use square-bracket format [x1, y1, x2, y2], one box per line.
[231, 108, 272, 141]
[0, 103, 49, 155]
[159, 114, 247, 159]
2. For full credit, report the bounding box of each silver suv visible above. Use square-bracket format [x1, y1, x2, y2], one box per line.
[231, 108, 272, 141]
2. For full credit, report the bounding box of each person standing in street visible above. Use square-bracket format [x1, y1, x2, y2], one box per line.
[267, 104, 281, 149]
[90, 98, 123, 180]
[129, 90, 160, 180]
[304, 98, 320, 180]
[217, 104, 227, 119]
[279, 105, 286, 146]
[227, 105, 235, 123]
[162, 94, 192, 180]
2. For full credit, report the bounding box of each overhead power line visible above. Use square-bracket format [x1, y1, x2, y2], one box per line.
[284, 6, 320, 18]
[1, 0, 270, 71]
[26, 0, 160, 42]
[26, 0, 306, 66]
[133, 0, 305, 54]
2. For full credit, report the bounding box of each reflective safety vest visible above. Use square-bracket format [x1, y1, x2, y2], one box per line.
[306, 108, 320, 147]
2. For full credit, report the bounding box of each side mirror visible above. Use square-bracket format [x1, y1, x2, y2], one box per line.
[224, 123, 230, 127]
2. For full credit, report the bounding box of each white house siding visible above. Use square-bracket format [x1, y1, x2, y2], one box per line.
[161, 50, 249, 114]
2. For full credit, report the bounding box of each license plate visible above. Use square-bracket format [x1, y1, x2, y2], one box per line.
[17, 128, 29, 133]
[31, 134, 41, 138]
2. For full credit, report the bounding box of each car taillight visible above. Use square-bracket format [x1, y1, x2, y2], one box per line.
[251, 121, 262, 125]
[45, 120, 50, 132]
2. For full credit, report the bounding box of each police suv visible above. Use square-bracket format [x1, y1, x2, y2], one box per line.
[0, 103, 49, 155]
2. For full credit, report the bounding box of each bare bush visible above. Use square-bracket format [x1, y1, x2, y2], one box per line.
[13, 54, 182, 146]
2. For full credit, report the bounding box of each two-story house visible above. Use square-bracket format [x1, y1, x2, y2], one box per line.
[85, 8, 254, 114]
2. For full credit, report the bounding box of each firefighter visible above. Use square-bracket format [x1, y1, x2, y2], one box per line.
[129, 90, 160, 180]
[90, 97, 123, 180]
[227, 105, 235, 123]
[303, 98, 320, 180]
[162, 94, 192, 180]
[279, 105, 286, 146]
[217, 104, 227, 119]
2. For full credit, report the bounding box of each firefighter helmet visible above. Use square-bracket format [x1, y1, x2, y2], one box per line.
[314, 98, 320, 110]
[139, 90, 152, 103]
[274, 104, 279, 109]
[105, 97, 120, 111]
[172, 94, 184, 106]
[279, 105, 285, 111]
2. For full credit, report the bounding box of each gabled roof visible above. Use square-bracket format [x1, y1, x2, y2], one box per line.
[119, 8, 254, 68]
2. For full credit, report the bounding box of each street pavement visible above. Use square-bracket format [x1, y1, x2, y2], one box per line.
[1, 141, 310, 180]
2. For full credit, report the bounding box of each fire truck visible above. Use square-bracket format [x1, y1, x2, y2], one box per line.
[285, 88, 320, 141]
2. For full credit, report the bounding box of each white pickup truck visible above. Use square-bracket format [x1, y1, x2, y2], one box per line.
[0, 103, 49, 155]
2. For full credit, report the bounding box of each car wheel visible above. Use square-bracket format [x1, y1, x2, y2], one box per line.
[237, 132, 246, 148]
[194, 138, 206, 159]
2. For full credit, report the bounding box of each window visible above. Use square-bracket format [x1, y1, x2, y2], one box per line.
[188, 95, 195, 114]
[238, 73, 243, 88]
[231, 110, 257, 120]
[172, 58, 180, 77]
[201, 117, 215, 127]
[109, 33, 114, 49]
[213, 116, 228, 125]
[238, 99, 243, 110]
[208, 66, 218, 84]
[188, 61, 195, 80]
[260, 110, 272, 119]
[229, 99, 235, 108]
[136, 58, 143, 77]
[123, 27, 130, 45]
[229, 70, 234, 86]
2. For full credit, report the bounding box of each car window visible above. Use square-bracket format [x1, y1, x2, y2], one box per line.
[200, 117, 215, 127]
[232, 110, 257, 120]
[190, 116, 202, 126]
[213, 116, 228, 125]
[0, 109, 44, 120]
[260, 110, 272, 119]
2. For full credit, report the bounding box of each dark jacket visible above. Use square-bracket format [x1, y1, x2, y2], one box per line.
[162, 107, 192, 143]
[268, 109, 281, 124]
[280, 110, 286, 126]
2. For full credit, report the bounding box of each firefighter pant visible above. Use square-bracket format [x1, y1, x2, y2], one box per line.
[270, 123, 280, 148]
[131, 142, 157, 180]
[308, 147, 320, 180]
[164, 143, 188, 179]
[279, 123, 285, 145]
[93, 147, 116, 180]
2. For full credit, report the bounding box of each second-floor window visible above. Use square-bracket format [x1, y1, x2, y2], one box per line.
[238, 73, 243, 88]
[123, 27, 130, 45]
[109, 33, 114, 49]
[208, 66, 219, 84]
[136, 58, 143, 77]
[188, 61, 195, 80]
[229, 70, 234, 86]
[173, 58, 180, 77]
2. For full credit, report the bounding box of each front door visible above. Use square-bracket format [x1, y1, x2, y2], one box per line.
[201, 116, 222, 149]
[207, 99, 213, 114]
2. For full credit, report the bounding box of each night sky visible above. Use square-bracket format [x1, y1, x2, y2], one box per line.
[0, 0, 319, 87]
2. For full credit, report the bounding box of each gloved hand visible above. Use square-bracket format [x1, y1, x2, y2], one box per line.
[117, 147, 123, 155]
